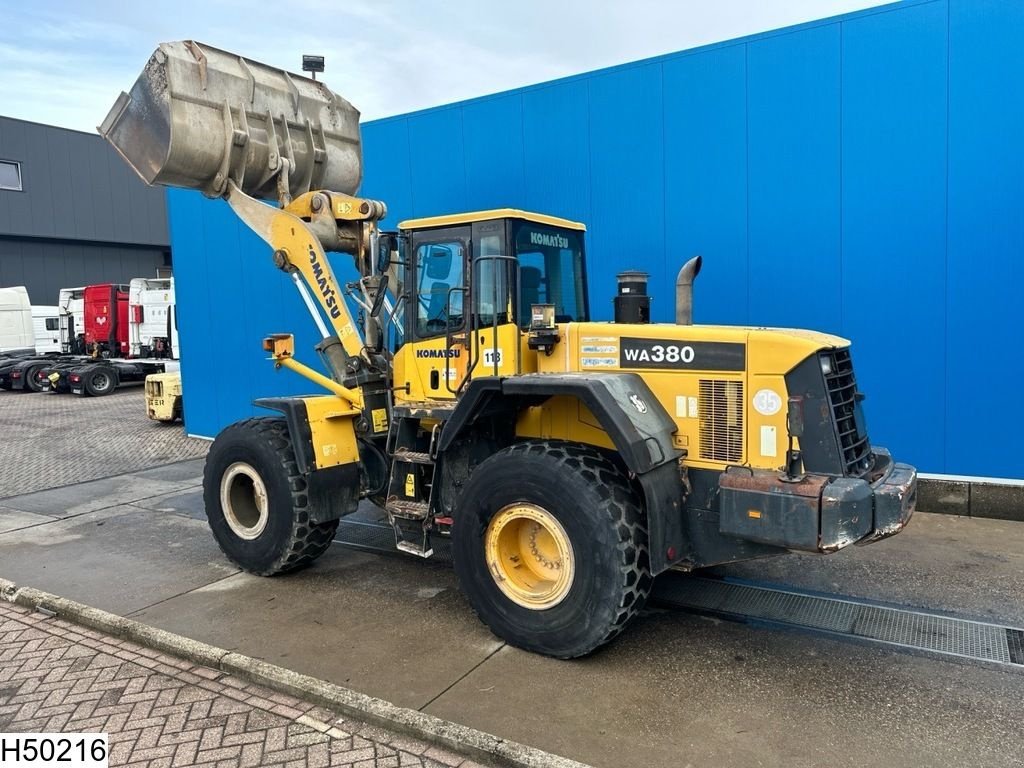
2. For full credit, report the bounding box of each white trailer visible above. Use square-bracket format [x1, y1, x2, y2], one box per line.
[0, 286, 34, 355]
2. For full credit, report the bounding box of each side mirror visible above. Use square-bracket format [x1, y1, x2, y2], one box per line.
[370, 274, 390, 318]
[787, 396, 805, 438]
[377, 233, 398, 273]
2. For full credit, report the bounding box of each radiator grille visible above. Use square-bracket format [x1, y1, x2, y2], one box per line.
[698, 379, 744, 463]
[823, 348, 872, 476]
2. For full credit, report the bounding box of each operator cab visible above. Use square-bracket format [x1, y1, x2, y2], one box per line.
[388, 210, 589, 400]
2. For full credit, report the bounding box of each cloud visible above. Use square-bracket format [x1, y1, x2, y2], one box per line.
[0, 0, 888, 132]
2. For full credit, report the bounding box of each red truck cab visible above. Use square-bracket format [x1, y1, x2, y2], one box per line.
[83, 284, 129, 357]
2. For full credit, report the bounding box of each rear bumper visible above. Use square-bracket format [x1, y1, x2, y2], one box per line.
[718, 448, 917, 553]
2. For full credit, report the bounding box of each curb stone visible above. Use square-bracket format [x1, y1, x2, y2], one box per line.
[0, 576, 592, 768]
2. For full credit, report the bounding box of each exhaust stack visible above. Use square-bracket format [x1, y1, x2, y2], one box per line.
[675, 256, 702, 325]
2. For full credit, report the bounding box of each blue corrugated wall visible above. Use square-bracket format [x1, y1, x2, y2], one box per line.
[168, 0, 1024, 479]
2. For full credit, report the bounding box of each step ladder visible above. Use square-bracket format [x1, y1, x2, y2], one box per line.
[383, 419, 440, 558]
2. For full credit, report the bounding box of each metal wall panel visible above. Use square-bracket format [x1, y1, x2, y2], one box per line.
[521, 81, 591, 224]
[841, 1, 949, 471]
[0, 238, 168, 305]
[0, 117, 168, 247]
[587, 64, 666, 319]
[407, 108, 467, 217]
[946, 0, 1024, 478]
[168, 0, 1023, 480]
[747, 25, 842, 333]
[462, 94, 527, 212]
[662, 45, 749, 326]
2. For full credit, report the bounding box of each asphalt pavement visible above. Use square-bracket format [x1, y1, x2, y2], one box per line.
[0, 459, 1022, 768]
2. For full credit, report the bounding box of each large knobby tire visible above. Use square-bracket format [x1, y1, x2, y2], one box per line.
[203, 417, 338, 576]
[452, 440, 652, 658]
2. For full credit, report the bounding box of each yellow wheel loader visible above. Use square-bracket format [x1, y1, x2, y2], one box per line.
[102, 42, 917, 658]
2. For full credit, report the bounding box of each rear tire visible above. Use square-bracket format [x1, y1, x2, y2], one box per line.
[84, 367, 116, 396]
[452, 440, 652, 658]
[24, 364, 46, 392]
[203, 418, 338, 575]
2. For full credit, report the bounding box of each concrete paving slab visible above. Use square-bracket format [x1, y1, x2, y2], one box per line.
[130, 486, 206, 519]
[709, 512, 1024, 625]
[0, 471, 201, 517]
[0, 506, 57, 533]
[425, 608, 1024, 768]
[131, 547, 505, 711]
[0, 504, 237, 614]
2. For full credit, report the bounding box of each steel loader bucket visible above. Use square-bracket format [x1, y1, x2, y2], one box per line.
[99, 40, 362, 200]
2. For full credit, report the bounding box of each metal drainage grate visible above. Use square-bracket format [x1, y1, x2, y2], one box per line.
[653, 575, 1024, 667]
[333, 509, 1023, 668]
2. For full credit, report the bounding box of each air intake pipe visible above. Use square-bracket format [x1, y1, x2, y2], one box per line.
[614, 271, 650, 324]
[675, 256, 702, 325]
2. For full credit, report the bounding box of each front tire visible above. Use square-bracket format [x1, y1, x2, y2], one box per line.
[203, 418, 338, 575]
[452, 440, 652, 658]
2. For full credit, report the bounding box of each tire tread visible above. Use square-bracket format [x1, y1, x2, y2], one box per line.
[203, 417, 337, 576]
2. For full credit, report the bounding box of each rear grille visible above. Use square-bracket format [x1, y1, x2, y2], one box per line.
[698, 379, 744, 463]
[823, 349, 871, 476]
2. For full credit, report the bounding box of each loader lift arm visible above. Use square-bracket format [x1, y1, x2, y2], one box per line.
[224, 181, 389, 405]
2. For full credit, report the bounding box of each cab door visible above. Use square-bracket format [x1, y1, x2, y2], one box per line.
[468, 219, 520, 382]
[400, 226, 470, 401]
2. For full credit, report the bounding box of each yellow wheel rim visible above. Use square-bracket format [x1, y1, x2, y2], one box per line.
[484, 503, 575, 610]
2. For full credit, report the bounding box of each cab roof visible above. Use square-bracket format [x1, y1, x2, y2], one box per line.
[399, 208, 586, 232]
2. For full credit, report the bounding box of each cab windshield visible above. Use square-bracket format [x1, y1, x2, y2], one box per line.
[512, 222, 588, 326]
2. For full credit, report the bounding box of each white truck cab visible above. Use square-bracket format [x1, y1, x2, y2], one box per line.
[32, 306, 60, 353]
[58, 287, 86, 355]
[129, 277, 177, 359]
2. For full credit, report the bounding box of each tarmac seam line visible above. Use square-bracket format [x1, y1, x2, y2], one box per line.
[418, 642, 507, 712]
[124, 570, 243, 620]
[0, 575, 592, 768]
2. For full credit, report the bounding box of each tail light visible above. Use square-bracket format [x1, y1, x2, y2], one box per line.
[11, 371, 21, 379]
[70, 374, 81, 384]
[132, 305, 144, 323]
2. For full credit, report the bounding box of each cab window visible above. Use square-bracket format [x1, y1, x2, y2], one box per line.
[513, 223, 588, 326]
[473, 232, 513, 327]
[415, 240, 465, 337]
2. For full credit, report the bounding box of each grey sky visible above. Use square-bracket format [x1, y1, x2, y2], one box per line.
[0, 0, 888, 132]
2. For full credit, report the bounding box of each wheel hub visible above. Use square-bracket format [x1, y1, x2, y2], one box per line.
[485, 503, 574, 610]
[220, 462, 269, 540]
